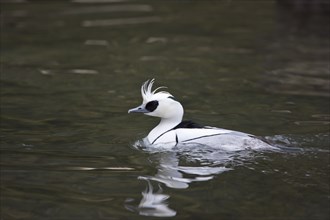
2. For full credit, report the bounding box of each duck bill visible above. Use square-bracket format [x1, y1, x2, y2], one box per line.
[128, 105, 149, 113]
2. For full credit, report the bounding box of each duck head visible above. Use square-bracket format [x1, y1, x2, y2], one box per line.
[128, 79, 184, 122]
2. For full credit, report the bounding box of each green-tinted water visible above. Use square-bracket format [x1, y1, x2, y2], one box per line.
[1, 1, 329, 219]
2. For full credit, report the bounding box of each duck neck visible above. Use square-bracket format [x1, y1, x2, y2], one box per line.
[148, 116, 182, 144]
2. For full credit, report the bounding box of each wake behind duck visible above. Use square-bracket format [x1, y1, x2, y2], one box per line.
[128, 79, 278, 151]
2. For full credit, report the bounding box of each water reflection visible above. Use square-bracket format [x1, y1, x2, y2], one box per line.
[131, 178, 176, 217]
[125, 134, 329, 217]
[125, 146, 249, 217]
[142, 151, 230, 190]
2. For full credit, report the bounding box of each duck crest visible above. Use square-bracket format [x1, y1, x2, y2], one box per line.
[141, 79, 172, 103]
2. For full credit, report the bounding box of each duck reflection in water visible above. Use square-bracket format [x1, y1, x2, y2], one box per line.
[125, 150, 232, 217]
[132, 178, 176, 217]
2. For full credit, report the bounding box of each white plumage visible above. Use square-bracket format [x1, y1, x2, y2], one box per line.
[128, 79, 276, 151]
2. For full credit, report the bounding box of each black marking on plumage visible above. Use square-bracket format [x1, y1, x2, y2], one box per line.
[151, 130, 169, 144]
[145, 100, 158, 112]
[173, 120, 205, 129]
[254, 135, 272, 145]
[151, 120, 206, 144]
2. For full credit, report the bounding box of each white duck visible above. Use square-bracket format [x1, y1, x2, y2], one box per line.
[128, 79, 276, 151]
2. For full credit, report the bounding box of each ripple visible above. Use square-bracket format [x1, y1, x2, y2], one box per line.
[271, 109, 292, 113]
[139, 56, 167, 61]
[265, 133, 330, 152]
[70, 69, 99, 75]
[2, 0, 26, 3]
[72, 0, 130, 3]
[84, 39, 109, 46]
[146, 37, 168, 44]
[82, 16, 162, 27]
[67, 167, 135, 171]
[39, 69, 99, 75]
[63, 4, 153, 15]
[294, 121, 330, 126]
[311, 114, 330, 120]
[2, 10, 28, 17]
[264, 62, 330, 97]
[39, 69, 54, 75]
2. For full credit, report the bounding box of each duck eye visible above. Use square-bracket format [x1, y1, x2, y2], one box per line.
[145, 100, 159, 112]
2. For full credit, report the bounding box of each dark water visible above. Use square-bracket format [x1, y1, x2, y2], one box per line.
[1, 1, 329, 219]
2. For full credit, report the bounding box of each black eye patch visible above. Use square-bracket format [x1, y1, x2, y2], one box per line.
[145, 100, 159, 112]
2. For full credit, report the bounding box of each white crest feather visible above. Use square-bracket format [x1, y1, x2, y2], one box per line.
[141, 79, 172, 103]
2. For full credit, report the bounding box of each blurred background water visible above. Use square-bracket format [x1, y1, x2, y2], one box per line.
[1, 0, 329, 219]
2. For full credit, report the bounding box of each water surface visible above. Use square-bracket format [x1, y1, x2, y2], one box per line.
[1, 1, 329, 219]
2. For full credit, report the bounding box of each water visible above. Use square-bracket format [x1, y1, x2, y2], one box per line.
[1, 1, 329, 219]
